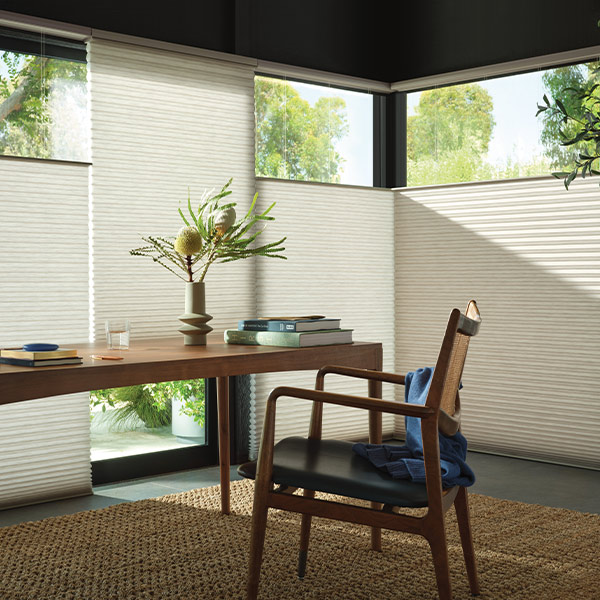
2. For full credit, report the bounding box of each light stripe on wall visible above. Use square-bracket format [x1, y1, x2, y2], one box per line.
[394, 176, 600, 469]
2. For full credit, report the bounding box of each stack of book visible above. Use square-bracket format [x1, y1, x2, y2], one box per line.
[225, 315, 353, 347]
[0, 347, 83, 367]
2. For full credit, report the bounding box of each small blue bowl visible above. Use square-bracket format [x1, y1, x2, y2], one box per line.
[23, 343, 59, 352]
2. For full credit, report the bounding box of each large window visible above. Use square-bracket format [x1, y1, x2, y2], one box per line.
[0, 28, 89, 162]
[255, 75, 373, 186]
[406, 61, 598, 186]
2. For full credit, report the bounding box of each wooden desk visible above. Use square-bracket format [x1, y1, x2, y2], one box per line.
[0, 338, 383, 514]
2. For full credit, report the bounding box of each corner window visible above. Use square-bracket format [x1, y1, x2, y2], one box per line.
[0, 28, 89, 162]
[406, 60, 598, 186]
[255, 75, 373, 186]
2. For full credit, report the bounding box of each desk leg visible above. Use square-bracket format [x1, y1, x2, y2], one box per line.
[369, 351, 383, 552]
[217, 376, 230, 515]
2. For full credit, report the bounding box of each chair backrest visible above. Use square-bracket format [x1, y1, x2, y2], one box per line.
[426, 301, 481, 433]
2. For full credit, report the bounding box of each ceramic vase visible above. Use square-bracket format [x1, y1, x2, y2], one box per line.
[178, 281, 213, 345]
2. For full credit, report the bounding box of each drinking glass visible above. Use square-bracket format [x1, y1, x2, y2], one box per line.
[105, 319, 131, 350]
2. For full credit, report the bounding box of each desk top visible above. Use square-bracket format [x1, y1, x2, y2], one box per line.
[0, 338, 382, 405]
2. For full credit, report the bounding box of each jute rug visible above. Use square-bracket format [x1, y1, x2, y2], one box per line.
[0, 479, 597, 600]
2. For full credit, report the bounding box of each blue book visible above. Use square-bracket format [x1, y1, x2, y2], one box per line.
[238, 317, 341, 332]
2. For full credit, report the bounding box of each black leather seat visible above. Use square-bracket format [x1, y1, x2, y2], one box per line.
[238, 436, 429, 508]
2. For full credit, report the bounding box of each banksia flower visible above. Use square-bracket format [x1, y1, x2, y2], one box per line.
[174, 226, 202, 255]
[215, 207, 236, 236]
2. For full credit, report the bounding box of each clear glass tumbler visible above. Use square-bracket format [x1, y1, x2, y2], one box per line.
[105, 319, 131, 350]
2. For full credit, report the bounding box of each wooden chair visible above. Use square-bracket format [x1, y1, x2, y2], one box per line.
[238, 301, 482, 599]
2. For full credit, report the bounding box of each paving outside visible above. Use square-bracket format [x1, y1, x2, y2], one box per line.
[91, 427, 205, 461]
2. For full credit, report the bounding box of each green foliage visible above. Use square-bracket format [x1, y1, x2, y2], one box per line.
[407, 84, 502, 186]
[130, 178, 287, 282]
[147, 379, 205, 427]
[0, 51, 87, 159]
[407, 81, 555, 187]
[408, 84, 495, 162]
[254, 76, 348, 182]
[90, 385, 171, 429]
[537, 62, 600, 189]
[408, 147, 488, 186]
[90, 379, 206, 430]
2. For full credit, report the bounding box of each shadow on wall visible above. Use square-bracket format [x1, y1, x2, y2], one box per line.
[394, 189, 600, 469]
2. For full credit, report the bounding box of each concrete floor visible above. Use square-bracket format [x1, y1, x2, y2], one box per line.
[0, 451, 597, 528]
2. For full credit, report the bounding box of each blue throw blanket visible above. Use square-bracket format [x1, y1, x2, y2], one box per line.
[353, 367, 475, 488]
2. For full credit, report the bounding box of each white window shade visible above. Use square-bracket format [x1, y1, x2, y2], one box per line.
[394, 176, 600, 469]
[250, 179, 396, 458]
[88, 38, 257, 341]
[0, 159, 91, 508]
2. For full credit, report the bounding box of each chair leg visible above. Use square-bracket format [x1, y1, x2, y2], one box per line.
[426, 524, 452, 600]
[370, 502, 382, 551]
[454, 487, 480, 596]
[297, 489, 315, 579]
[246, 492, 269, 600]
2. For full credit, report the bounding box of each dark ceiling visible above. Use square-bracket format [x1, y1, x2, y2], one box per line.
[2, 0, 600, 82]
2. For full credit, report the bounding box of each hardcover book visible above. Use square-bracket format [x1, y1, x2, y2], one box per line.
[238, 318, 341, 332]
[0, 357, 83, 367]
[0, 348, 78, 360]
[224, 328, 352, 347]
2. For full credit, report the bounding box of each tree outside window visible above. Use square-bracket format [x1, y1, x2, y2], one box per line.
[407, 62, 598, 188]
[0, 50, 88, 161]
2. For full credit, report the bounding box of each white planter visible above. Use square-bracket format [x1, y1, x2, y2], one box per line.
[171, 396, 205, 440]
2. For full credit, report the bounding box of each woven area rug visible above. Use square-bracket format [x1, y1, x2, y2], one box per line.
[0, 479, 597, 600]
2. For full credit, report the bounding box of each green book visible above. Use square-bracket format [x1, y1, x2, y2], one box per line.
[224, 328, 353, 347]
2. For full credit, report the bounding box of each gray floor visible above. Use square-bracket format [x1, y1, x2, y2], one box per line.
[0, 451, 597, 528]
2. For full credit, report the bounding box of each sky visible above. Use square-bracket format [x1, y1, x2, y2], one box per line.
[407, 68, 554, 167]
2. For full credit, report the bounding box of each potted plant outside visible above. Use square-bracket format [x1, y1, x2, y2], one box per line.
[90, 379, 205, 439]
[148, 379, 206, 441]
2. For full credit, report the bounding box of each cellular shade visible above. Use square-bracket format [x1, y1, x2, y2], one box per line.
[0, 159, 91, 508]
[394, 176, 600, 469]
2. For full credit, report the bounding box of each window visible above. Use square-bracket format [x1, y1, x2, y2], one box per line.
[255, 75, 373, 186]
[406, 60, 598, 186]
[0, 28, 89, 162]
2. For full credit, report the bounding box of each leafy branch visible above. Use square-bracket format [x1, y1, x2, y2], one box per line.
[130, 179, 286, 281]
[537, 68, 600, 189]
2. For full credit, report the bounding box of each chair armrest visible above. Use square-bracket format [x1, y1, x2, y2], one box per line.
[317, 365, 406, 386]
[268, 386, 434, 419]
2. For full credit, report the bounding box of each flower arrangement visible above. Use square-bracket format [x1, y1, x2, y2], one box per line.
[130, 178, 286, 280]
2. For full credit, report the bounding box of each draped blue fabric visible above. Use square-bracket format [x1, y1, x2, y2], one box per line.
[353, 367, 475, 488]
